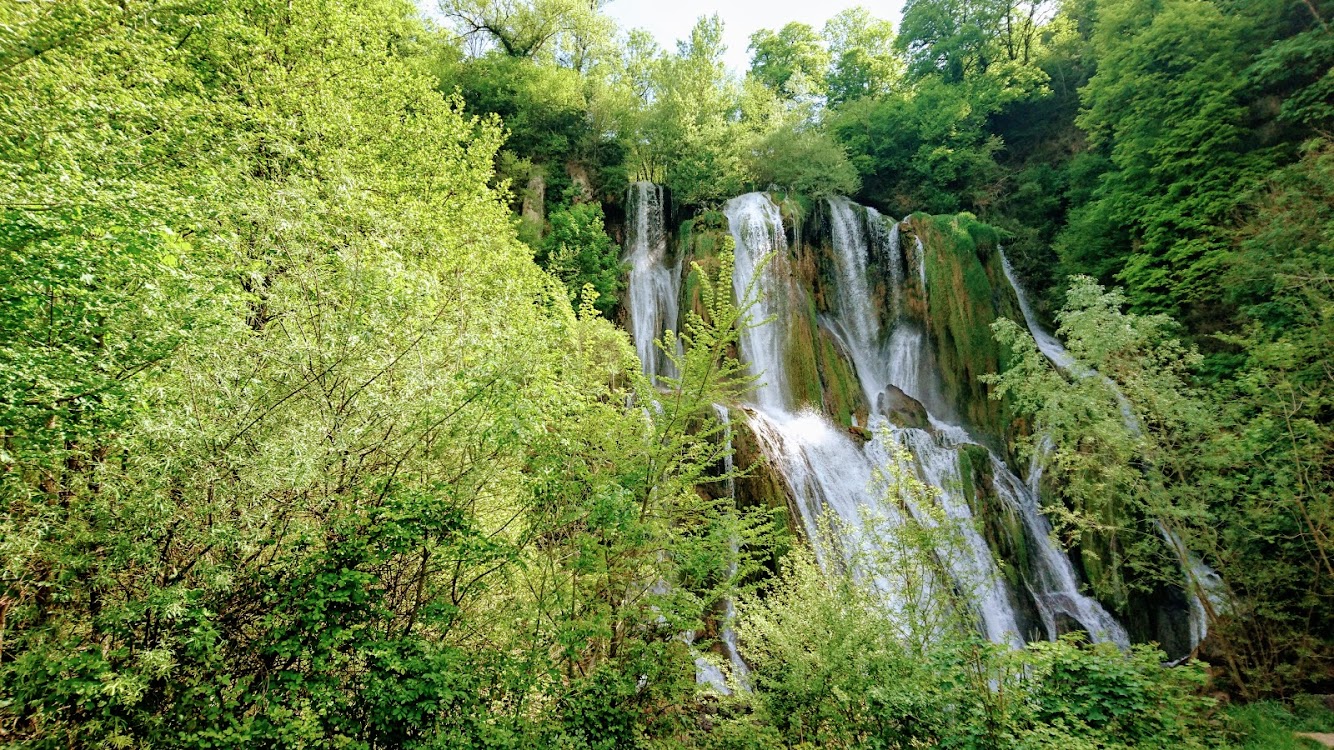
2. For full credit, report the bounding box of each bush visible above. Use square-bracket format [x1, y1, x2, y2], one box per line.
[746, 125, 861, 198]
[537, 200, 624, 315]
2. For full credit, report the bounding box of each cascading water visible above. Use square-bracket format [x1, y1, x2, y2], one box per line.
[713, 404, 751, 685]
[725, 193, 792, 411]
[625, 182, 681, 383]
[999, 251, 1076, 373]
[825, 198, 888, 402]
[621, 187, 1151, 659]
[999, 247, 1223, 651]
[728, 194, 922, 630]
[912, 235, 928, 291]
[823, 199, 1022, 647]
[995, 448, 1130, 645]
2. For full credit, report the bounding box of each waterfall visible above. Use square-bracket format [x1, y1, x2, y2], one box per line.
[725, 193, 792, 411]
[996, 445, 1130, 645]
[912, 235, 928, 291]
[713, 404, 751, 685]
[826, 198, 888, 402]
[870, 210, 905, 318]
[723, 194, 1022, 646]
[823, 198, 1022, 648]
[885, 425, 1022, 648]
[998, 247, 1222, 651]
[624, 182, 681, 383]
[745, 408, 921, 630]
[998, 251, 1076, 373]
[620, 190, 1159, 656]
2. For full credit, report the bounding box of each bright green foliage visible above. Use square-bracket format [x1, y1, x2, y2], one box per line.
[898, 0, 1011, 81]
[652, 16, 750, 206]
[988, 278, 1218, 609]
[1223, 698, 1334, 749]
[1244, 23, 1334, 132]
[898, 0, 1054, 87]
[830, 78, 1004, 214]
[538, 200, 623, 314]
[0, 0, 771, 745]
[442, 52, 589, 165]
[1063, 0, 1260, 320]
[437, 0, 612, 62]
[736, 458, 1216, 749]
[747, 22, 830, 100]
[822, 7, 901, 105]
[746, 125, 861, 198]
[1208, 138, 1334, 694]
[9, 0, 1334, 739]
[614, 14, 752, 204]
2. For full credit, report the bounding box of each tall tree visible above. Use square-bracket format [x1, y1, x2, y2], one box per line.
[439, 0, 610, 63]
[822, 7, 900, 105]
[1061, 0, 1258, 323]
[748, 22, 830, 100]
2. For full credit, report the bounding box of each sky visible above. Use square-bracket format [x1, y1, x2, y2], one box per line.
[603, 1, 906, 73]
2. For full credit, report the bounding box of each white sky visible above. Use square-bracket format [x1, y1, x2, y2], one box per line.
[603, 1, 906, 73]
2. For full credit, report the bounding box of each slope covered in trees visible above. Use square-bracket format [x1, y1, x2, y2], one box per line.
[2, 0, 1333, 747]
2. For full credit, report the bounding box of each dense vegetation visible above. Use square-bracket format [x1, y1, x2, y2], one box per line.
[2, 0, 1332, 747]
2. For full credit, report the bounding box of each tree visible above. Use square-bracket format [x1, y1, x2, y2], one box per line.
[898, 0, 1008, 81]
[438, 0, 611, 63]
[828, 76, 1004, 214]
[0, 0, 768, 744]
[897, 0, 1055, 90]
[746, 125, 861, 198]
[537, 200, 623, 314]
[822, 7, 901, 105]
[747, 22, 830, 100]
[646, 15, 749, 205]
[1061, 0, 1259, 323]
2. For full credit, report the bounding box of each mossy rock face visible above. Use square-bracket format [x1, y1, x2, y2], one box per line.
[732, 412, 801, 538]
[907, 213, 1008, 443]
[818, 327, 869, 428]
[801, 200, 839, 316]
[783, 290, 826, 411]
[982, 248, 1030, 463]
[677, 217, 728, 325]
[956, 444, 1045, 640]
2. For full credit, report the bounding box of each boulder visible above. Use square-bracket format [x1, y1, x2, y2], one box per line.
[878, 385, 929, 430]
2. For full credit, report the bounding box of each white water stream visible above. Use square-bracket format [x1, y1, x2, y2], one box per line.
[622, 189, 1150, 675]
[999, 247, 1223, 651]
[624, 182, 681, 384]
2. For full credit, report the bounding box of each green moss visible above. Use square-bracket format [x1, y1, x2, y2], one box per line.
[817, 328, 868, 427]
[733, 413, 801, 535]
[1074, 520, 1130, 613]
[958, 444, 1030, 594]
[911, 214, 1008, 440]
[678, 218, 726, 323]
[774, 192, 813, 231]
[783, 291, 825, 410]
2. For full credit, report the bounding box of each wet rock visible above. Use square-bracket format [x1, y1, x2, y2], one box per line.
[878, 385, 929, 430]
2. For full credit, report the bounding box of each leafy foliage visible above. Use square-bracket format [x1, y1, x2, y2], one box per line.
[538, 200, 623, 314]
[0, 1, 767, 746]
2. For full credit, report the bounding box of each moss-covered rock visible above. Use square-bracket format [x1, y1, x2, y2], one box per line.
[732, 411, 800, 536]
[677, 213, 729, 326]
[957, 444, 1045, 640]
[782, 291, 825, 411]
[818, 327, 869, 428]
[880, 385, 928, 430]
[907, 213, 1009, 442]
